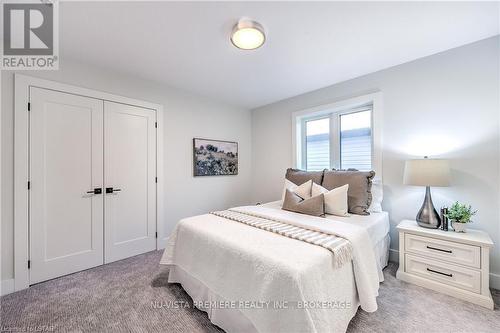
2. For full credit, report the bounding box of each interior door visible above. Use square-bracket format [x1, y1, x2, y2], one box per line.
[104, 101, 157, 263]
[30, 87, 104, 284]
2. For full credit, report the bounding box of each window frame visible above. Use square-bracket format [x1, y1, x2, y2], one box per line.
[292, 92, 383, 179]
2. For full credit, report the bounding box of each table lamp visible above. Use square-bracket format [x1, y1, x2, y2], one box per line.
[403, 157, 450, 228]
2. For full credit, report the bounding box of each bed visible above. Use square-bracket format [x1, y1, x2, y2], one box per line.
[160, 200, 389, 333]
[262, 200, 390, 277]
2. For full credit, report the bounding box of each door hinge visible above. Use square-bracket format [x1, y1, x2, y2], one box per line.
[27, 181, 31, 190]
[155, 177, 157, 183]
[155, 122, 157, 128]
[28, 260, 31, 269]
[155, 232, 158, 239]
[28, 102, 31, 111]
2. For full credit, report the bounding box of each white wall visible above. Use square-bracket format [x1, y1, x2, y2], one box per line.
[251, 37, 500, 280]
[1, 59, 253, 281]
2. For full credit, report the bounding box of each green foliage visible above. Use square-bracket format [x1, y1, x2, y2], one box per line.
[444, 202, 477, 224]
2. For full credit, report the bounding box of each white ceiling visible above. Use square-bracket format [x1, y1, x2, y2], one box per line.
[61, 1, 499, 109]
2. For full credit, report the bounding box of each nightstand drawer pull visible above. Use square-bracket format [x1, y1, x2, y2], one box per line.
[427, 268, 452, 277]
[426, 246, 452, 253]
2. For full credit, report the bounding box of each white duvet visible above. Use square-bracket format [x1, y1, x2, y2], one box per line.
[161, 205, 382, 333]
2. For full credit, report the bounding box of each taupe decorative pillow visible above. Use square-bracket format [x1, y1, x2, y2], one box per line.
[322, 170, 375, 215]
[282, 189, 325, 217]
[285, 168, 324, 186]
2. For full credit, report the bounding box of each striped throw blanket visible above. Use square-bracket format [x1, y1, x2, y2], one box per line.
[211, 209, 353, 268]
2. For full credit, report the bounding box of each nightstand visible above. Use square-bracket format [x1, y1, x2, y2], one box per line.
[396, 220, 494, 309]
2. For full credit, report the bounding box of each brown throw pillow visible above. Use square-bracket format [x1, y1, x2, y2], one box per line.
[285, 168, 324, 186]
[282, 189, 325, 217]
[322, 170, 375, 215]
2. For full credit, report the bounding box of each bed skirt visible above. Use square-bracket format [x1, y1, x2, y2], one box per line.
[168, 265, 258, 333]
[376, 234, 390, 277]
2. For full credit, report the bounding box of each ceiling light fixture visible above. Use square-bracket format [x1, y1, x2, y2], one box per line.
[231, 19, 265, 50]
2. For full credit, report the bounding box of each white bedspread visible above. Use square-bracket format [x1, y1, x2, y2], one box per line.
[161, 205, 382, 333]
[261, 200, 390, 246]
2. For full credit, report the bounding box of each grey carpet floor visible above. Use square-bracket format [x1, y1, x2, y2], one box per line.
[1, 251, 499, 332]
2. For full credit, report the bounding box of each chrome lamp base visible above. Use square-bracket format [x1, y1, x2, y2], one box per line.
[416, 186, 441, 229]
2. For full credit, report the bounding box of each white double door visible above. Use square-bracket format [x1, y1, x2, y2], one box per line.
[30, 87, 157, 284]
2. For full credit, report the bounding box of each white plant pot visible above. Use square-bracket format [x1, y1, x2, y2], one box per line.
[452, 221, 467, 233]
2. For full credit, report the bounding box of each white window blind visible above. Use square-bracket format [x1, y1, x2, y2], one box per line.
[305, 118, 330, 171]
[340, 110, 372, 170]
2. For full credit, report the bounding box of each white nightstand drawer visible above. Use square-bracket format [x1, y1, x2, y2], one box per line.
[405, 233, 481, 268]
[405, 254, 481, 293]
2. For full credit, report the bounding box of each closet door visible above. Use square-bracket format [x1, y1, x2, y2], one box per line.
[30, 88, 104, 284]
[104, 101, 157, 263]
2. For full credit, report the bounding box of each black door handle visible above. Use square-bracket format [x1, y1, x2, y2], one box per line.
[86, 188, 102, 194]
[106, 187, 122, 194]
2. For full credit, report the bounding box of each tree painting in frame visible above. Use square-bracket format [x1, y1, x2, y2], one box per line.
[193, 138, 238, 176]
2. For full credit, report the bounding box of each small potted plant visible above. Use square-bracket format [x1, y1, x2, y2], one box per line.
[445, 202, 477, 233]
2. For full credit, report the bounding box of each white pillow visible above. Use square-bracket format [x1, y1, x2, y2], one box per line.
[281, 179, 312, 201]
[312, 183, 349, 217]
[368, 179, 383, 213]
[294, 180, 313, 199]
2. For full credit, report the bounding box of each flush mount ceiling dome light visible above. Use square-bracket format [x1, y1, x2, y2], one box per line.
[231, 19, 266, 50]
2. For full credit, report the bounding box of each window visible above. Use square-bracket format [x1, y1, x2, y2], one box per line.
[340, 110, 372, 170]
[305, 118, 330, 171]
[297, 104, 374, 171]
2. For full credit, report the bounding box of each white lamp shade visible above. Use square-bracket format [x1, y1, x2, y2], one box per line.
[403, 159, 450, 187]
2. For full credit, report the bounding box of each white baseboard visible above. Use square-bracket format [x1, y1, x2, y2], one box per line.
[388, 248, 500, 290]
[389, 248, 399, 263]
[490, 272, 500, 290]
[1, 279, 15, 296]
[158, 237, 168, 250]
